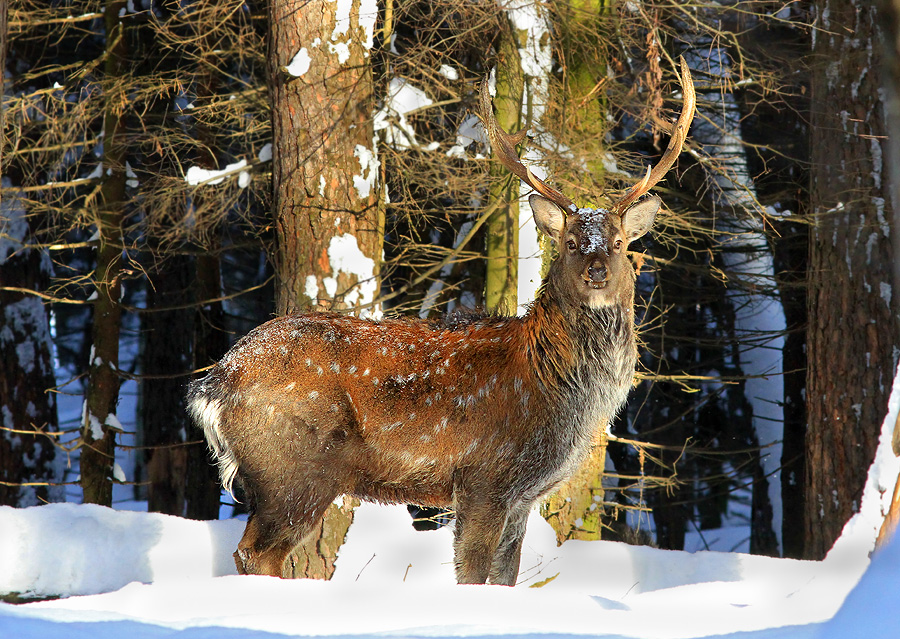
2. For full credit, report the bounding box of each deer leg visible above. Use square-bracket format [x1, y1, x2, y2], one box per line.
[489, 503, 530, 586]
[234, 479, 339, 578]
[452, 476, 509, 584]
[234, 513, 297, 577]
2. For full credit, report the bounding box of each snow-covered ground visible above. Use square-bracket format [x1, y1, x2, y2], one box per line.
[0, 500, 887, 639]
[0, 485, 898, 638]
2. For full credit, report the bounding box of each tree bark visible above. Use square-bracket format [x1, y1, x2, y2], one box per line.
[267, 0, 382, 578]
[80, 0, 129, 505]
[805, 0, 899, 559]
[538, 0, 614, 543]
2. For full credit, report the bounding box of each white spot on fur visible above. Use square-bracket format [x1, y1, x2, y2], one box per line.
[285, 382, 296, 391]
[308, 391, 320, 400]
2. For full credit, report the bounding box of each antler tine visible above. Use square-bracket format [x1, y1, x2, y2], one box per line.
[611, 55, 696, 214]
[478, 77, 576, 213]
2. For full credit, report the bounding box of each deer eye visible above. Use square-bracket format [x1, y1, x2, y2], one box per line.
[566, 239, 577, 252]
[614, 239, 623, 252]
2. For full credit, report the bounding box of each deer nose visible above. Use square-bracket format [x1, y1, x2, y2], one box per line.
[587, 261, 608, 283]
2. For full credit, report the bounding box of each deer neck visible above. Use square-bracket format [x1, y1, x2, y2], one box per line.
[523, 283, 638, 408]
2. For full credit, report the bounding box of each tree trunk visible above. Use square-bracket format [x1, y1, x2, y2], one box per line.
[0, 196, 62, 506]
[185, 252, 229, 520]
[804, 0, 899, 559]
[267, 0, 382, 578]
[0, 0, 61, 506]
[881, 0, 900, 350]
[80, 0, 129, 506]
[268, 0, 382, 318]
[141, 254, 193, 515]
[484, 19, 522, 317]
[775, 221, 809, 559]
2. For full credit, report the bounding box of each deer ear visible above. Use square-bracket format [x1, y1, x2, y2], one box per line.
[529, 194, 566, 243]
[621, 195, 660, 243]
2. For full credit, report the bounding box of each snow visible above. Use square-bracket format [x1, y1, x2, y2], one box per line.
[826, 361, 900, 564]
[357, 0, 378, 51]
[1, 498, 898, 638]
[374, 78, 440, 151]
[439, 64, 459, 81]
[445, 114, 486, 159]
[325, 233, 378, 313]
[328, 41, 351, 65]
[352, 143, 378, 200]
[285, 48, 311, 77]
[304, 275, 319, 301]
[330, 0, 353, 40]
[185, 160, 250, 188]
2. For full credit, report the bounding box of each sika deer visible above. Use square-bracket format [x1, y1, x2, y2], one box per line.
[187, 58, 695, 585]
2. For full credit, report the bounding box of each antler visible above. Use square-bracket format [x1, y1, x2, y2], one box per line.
[478, 78, 576, 213]
[610, 55, 696, 214]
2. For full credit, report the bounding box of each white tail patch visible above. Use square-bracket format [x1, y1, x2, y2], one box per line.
[187, 394, 239, 499]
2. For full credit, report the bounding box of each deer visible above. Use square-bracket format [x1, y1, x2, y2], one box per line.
[187, 57, 695, 586]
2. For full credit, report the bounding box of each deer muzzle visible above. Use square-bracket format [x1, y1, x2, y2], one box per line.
[585, 261, 609, 289]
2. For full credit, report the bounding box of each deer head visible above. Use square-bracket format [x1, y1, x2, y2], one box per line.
[478, 56, 695, 309]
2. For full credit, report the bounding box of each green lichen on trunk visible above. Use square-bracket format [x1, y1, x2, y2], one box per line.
[484, 19, 524, 316]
